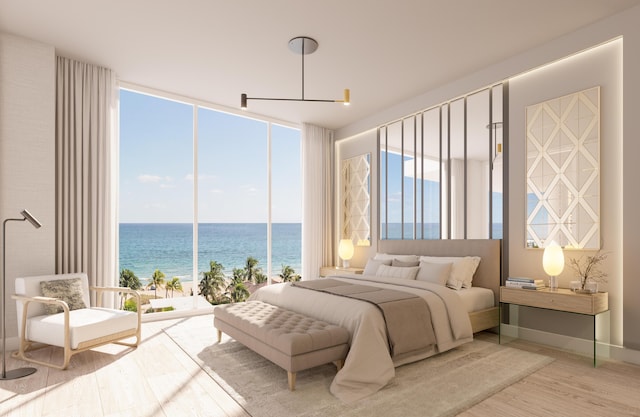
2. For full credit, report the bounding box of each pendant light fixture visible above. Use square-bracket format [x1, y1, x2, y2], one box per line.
[241, 36, 350, 110]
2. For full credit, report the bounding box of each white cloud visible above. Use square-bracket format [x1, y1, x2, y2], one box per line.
[138, 174, 163, 183]
[210, 189, 223, 194]
[138, 174, 173, 185]
[241, 184, 260, 194]
[185, 173, 217, 181]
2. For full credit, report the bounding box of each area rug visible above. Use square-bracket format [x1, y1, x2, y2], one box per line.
[165, 315, 553, 417]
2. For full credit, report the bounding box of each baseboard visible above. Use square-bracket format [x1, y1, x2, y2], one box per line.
[500, 324, 640, 366]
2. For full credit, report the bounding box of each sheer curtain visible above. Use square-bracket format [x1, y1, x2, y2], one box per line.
[55, 56, 119, 296]
[301, 123, 334, 280]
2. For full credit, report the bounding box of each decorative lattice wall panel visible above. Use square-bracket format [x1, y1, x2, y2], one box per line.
[526, 86, 600, 249]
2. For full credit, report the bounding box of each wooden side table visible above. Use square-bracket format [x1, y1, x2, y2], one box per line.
[500, 287, 609, 367]
[319, 266, 364, 277]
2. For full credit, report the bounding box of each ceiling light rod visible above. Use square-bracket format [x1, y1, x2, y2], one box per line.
[241, 36, 349, 110]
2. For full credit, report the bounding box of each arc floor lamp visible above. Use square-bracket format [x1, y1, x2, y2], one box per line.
[1, 209, 41, 380]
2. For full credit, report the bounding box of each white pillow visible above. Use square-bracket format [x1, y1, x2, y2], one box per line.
[376, 264, 419, 280]
[415, 261, 452, 286]
[391, 258, 420, 267]
[374, 253, 419, 263]
[419, 256, 481, 290]
[363, 258, 392, 275]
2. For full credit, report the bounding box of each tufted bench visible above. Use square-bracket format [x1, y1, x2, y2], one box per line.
[213, 300, 349, 391]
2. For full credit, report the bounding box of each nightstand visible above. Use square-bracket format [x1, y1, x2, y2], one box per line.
[500, 287, 609, 367]
[319, 266, 364, 277]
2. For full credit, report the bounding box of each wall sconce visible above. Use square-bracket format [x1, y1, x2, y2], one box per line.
[487, 121, 503, 167]
[543, 241, 564, 291]
[338, 239, 354, 268]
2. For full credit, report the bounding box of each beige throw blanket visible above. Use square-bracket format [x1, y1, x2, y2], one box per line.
[249, 275, 473, 402]
[292, 279, 435, 357]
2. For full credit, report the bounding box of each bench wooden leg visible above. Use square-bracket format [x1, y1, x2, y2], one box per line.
[334, 359, 344, 371]
[216, 329, 222, 343]
[288, 371, 296, 391]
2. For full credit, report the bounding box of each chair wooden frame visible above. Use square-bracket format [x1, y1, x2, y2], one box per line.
[12, 286, 142, 370]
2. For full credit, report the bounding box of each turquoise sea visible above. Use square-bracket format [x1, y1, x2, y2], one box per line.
[119, 223, 301, 281]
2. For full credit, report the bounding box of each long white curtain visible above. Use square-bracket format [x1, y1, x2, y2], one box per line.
[55, 56, 119, 296]
[301, 123, 334, 280]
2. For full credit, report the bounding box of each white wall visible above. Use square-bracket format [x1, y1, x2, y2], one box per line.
[336, 5, 640, 354]
[509, 40, 623, 345]
[0, 33, 56, 341]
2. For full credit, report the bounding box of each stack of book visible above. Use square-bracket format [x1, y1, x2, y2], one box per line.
[505, 277, 545, 290]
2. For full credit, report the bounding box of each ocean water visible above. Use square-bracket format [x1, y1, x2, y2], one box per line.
[119, 223, 301, 281]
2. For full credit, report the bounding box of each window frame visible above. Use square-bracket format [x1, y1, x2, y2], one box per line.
[118, 82, 301, 317]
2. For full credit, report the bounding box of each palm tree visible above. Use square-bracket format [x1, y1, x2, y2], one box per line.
[279, 265, 301, 282]
[226, 270, 250, 303]
[166, 277, 183, 298]
[244, 256, 267, 284]
[147, 269, 165, 298]
[253, 270, 267, 284]
[227, 281, 250, 303]
[232, 267, 245, 283]
[244, 257, 259, 283]
[200, 261, 227, 304]
[120, 268, 142, 290]
[119, 269, 142, 308]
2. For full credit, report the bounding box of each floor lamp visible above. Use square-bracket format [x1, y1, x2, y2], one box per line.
[1, 209, 41, 380]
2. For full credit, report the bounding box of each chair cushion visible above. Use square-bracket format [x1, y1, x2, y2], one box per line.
[40, 277, 87, 314]
[26, 307, 138, 350]
[15, 273, 91, 320]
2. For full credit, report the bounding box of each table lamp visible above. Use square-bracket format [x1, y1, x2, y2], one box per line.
[543, 241, 564, 292]
[338, 239, 354, 268]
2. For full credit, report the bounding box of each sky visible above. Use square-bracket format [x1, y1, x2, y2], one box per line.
[119, 89, 301, 223]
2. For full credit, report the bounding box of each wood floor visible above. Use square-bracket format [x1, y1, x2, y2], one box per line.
[1, 316, 639, 417]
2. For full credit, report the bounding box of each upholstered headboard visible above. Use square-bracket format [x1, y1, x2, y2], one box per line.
[377, 239, 502, 304]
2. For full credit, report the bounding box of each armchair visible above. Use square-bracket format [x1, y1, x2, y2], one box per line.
[12, 272, 141, 370]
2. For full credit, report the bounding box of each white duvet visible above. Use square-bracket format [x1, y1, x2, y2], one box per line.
[248, 273, 473, 402]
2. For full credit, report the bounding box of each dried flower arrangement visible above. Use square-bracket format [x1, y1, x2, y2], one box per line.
[568, 251, 609, 292]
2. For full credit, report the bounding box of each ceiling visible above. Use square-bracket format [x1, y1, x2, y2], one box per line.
[1, 0, 638, 130]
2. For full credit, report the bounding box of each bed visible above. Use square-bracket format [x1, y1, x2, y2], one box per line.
[248, 239, 501, 402]
[378, 239, 501, 334]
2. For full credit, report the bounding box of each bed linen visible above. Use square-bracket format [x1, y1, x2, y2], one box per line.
[457, 287, 495, 313]
[248, 274, 473, 402]
[292, 279, 436, 357]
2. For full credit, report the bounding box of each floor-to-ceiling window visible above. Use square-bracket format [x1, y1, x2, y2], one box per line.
[119, 90, 194, 302]
[119, 87, 301, 313]
[270, 125, 302, 276]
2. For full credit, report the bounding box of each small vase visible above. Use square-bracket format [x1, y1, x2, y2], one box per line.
[575, 281, 598, 294]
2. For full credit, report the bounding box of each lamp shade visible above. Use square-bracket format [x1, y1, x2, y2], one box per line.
[338, 239, 354, 261]
[543, 241, 565, 276]
[21, 209, 42, 228]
